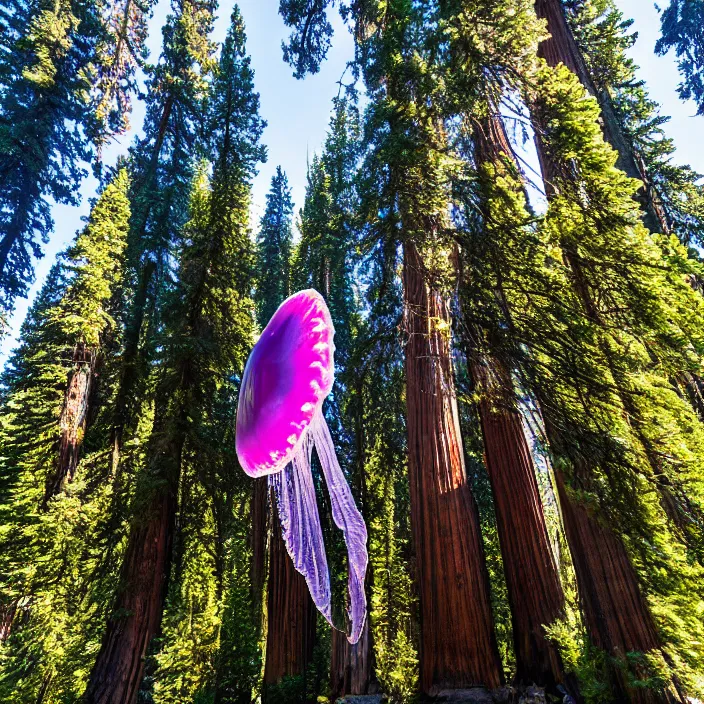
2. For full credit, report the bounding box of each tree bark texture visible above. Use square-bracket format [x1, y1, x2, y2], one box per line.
[470, 357, 570, 692]
[330, 611, 375, 700]
[468, 110, 575, 693]
[81, 487, 177, 704]
[42, 342, 96, 508]
[263, 506, 317, 689]
[403, 241, 503, 694]
[554, 470, 683, 704]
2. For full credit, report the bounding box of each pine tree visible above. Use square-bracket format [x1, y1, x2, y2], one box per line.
[89, 0, 158, 161]
[0, 0, 104, 321]
[106, 0, 217, 477]
[656, 0, 704, 115]
[0, 169, 130, 701]
[82, 7, 263, 701]
[255, 166, 294, 325]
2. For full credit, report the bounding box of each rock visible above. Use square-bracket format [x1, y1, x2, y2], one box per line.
[336, 696, 387, 704]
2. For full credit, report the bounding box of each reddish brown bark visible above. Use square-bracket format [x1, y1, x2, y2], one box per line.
[471, 358, 569, 691]
[330, 614, 375, 700]
[403, 241, 503, 694]
[42, 342, 96, 508]
[263, 507, 317, 690]
[467, 110, 574, 693]
[531, 52, 686, 699]
[534, 0, 667, 234]
[81, 487, 176, 704]
[554, 471, 683, 704]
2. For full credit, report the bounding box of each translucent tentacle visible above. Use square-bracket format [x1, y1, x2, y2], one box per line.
[311, 409, 369, 644]
[270, 429, 333, 625]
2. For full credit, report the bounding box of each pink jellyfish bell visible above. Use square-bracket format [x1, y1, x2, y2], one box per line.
[236, 289, 368, 644]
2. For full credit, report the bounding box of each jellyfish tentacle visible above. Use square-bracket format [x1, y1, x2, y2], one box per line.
[271, 428, 333, 625]
[310, 408, 369, 645]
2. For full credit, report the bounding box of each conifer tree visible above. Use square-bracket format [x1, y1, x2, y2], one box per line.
[0, 0, 103, 321]
[253, 167, 320, 700]
[106, 0, 217, 477]
[0, 169, 130, 701]
[458, 108, 575, 696]
[563, 0, 704, 248]
[255, 166, 294, 324]
[81, 7, 263, 702]
[282, 0, 508, 693]
[89, 0, 158, 161]
[655, 0, 704, 115]
[527, 61, 704, 702]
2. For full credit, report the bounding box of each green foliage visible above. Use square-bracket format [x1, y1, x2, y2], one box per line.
[655, 0, 704, 115]
[0, 169, 131, 702]
[0, 0, 101, 316]
[565, 0, 704, 247]
[255, 166, 294, 326]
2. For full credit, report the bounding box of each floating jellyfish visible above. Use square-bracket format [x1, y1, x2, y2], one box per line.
[236, 289, 368, 644]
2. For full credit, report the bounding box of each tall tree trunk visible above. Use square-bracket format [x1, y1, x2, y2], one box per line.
[41, 342, 96, 508]
[553, 470, 683, 704]
[263, 507, 317, 696]
[109, 259, 156, 475]
[470, 356, 571, 692]
[330, 618, 374, 701]
[534, 0, 667, 234]
[81, 487, 177, 704]
[468, 110, 576, 694]
[82, 389, 184, 704]
[531, 51, 686, 702]
[403, 241, 503, 694]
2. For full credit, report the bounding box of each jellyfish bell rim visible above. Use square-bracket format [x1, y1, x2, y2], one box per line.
[236, 289, 336, 478]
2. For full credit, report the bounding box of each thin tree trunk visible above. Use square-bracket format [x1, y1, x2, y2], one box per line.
[263, 506, 317, 694]
[109, 259, 156, 475]
[403, 241, 503, 694]
[250, 477, 268, 635]
[41, 342, 96, 508]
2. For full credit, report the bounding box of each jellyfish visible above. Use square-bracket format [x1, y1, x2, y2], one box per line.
[236, 289, 368, 644]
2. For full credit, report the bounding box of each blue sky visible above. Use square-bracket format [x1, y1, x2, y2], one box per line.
[0, 0, 702, 363]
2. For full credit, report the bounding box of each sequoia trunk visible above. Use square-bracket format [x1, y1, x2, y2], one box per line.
[330, 608, 374, 700]
[469, 111, 574, 693]
[554, 470, 683, 704]
[81, 487, 177, 704]
[403, 241, 503, 694]
[263, 507, 317, 693]
[471, 357, 570, 692]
